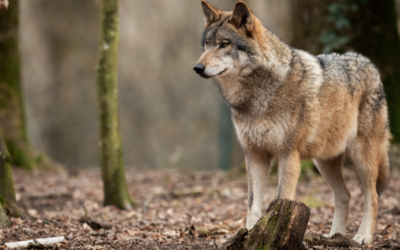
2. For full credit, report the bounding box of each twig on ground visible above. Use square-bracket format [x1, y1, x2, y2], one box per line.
[26, 193, 72, 200]
[379, 206, 400, 216]
[5, 236, 65, 249]
[79, 216, 112, 230]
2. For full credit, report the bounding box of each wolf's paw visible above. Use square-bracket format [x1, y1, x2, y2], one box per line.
[322, 233, 335, 238]
[353, 234, 372, 244]
[322, 231, 346, 239]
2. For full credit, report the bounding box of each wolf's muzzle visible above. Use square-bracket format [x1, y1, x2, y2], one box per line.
[193, 63, 206, 74]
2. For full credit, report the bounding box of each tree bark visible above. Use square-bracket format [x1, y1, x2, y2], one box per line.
[0, 202, 11, 228]
[0, 0, 36, 170]
[217, 0, 242, 171]
[220, 199, 310, 250]
[290, 0, 328, 55]
[0, 125, 23, 228]
[96, 0, 134, 210]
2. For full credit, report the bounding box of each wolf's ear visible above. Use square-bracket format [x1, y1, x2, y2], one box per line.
[201, 0, 221, 28]
[230, 1, 255, 34]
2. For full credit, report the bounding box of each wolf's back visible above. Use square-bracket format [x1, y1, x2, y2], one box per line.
[317, 51, 391, 194]
[316, 52, 380, 91]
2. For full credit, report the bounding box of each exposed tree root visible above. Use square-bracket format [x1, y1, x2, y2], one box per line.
[304, 233, 361, 248]
[0, 201, 11, 228]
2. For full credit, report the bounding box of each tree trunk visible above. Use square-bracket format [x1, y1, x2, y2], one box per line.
[0, 201, 11, 228]
[290, 0, 328, 55]
[0, 125, 23, 228]
[218, 101, 234, 170]
[96, 0, 134, 210]
[0, 0, 36, 170]
[220, 199, 310, 250]
[346, 0, 400, 142]
[217, 0, 242, 171]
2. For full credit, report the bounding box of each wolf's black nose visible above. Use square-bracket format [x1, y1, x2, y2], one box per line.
[193, 63, 205, 74]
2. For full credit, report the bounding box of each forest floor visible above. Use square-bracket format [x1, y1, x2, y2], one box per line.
[0, 165, 399, 249]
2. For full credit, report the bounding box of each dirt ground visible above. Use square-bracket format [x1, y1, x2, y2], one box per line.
[0, 165, 399, 249]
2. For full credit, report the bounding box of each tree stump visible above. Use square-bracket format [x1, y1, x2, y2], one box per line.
[219, 199, 310, 250]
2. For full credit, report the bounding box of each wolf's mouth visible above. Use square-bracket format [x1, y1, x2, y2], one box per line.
[198, 69, 227, 79]
[217, 69, 227, 76]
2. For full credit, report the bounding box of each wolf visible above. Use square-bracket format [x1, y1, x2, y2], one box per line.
[193, 0, 391, 244]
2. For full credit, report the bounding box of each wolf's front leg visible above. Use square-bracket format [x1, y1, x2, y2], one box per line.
[245, 152, 272, 229]
[277, 151, 301, 200]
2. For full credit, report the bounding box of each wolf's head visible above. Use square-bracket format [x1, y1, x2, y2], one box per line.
[193, 1, 262, 80]
[194, 1, 292, 110]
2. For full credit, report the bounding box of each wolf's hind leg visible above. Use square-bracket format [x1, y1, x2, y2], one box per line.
[314, 154, 350, 237]
[245, 152, 271, 229]
[348, 142, 379, 244]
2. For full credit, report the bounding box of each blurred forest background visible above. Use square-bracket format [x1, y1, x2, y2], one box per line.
[15, 0, 400, 171]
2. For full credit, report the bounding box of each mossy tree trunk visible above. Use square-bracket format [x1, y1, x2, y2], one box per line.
[0, 202, 11, 228]
[0, 125, 23, 228]
[0, 0, 36, 170]
[96, 0, 134, 210]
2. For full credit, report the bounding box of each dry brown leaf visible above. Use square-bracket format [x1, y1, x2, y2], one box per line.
[2, 167, 400, 249]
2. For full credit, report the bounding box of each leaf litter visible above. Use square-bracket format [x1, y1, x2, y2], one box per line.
[0, 166, 399, 249]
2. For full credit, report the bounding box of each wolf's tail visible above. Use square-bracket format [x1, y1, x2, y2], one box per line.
[376, 151, 390, 195]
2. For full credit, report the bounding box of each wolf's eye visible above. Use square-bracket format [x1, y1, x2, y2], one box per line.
[220, 43, 229, 48]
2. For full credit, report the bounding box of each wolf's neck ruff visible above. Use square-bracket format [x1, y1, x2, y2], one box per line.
[215, 28, 293, 117]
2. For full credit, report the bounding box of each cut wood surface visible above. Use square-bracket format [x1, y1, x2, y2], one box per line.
[219, 199, 311, 250]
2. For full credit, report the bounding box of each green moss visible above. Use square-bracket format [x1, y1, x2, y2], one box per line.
[4, 139, 34, 170]
[286, 207, 292, 224]
[0, 196, 4, 206]
[0, 202, 12, 228]
[0, 126, 22, 220]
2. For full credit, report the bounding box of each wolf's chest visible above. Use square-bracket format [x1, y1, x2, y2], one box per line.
[233, 117, 289, 152]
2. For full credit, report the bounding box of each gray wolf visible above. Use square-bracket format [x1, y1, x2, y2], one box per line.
[193, 1, 391, 244]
